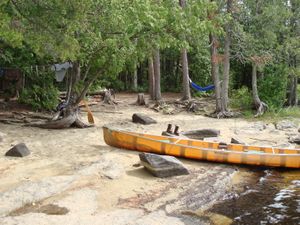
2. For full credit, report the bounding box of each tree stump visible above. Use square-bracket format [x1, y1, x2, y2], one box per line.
[136, 93, 146, 106]
[103, 89, 116, 104]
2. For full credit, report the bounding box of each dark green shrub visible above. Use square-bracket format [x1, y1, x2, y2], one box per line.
[258, 64, 288, 110]
[230, 86, 252, 110]
[19, 70, 59, 110]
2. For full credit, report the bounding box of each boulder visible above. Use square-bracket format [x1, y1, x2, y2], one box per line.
[180, 129, 220, 140]
[139, 153, 189, 178]
[5, 143, 30, 157]
[289, 136, 300, 145]
[132, 113, 157, 125]
[276, 120, 297, 130]
[231, 136, 246, 145]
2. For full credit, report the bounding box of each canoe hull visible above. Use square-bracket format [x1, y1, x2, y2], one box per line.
[103, 127, 300, 168]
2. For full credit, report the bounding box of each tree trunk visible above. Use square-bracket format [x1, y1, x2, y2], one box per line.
[148, 57, 155, 100]
[180, 48, 191, 101]
[221, 0, 233, 112]
[288, 75, 298, 106]
[29, 62, 95, 129]
[210, 34, 222, 113]
[179, 0, 191, 101]
[133, 66, 138, 91]
[252, 63, 268, 116]
[136, 93, 146, 105]
[153, 49, 162, 101]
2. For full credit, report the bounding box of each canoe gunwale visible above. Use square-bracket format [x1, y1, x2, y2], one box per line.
[103, 126, 300, 157]
[103, 126, 300, 168]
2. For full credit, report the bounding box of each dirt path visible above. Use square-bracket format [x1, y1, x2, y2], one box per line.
[0, 93, 299, 225]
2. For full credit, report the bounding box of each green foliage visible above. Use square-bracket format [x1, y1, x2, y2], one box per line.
[255, 107, 300, 123]
[19, 70, 59, 111]
[230, 86, 252, 110]
[258, 64, 288, 109]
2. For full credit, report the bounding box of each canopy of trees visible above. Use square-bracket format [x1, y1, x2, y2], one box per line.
[0, 0, 299, 127]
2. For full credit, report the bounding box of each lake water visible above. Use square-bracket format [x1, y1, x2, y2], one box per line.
[210, 168, 300, 225]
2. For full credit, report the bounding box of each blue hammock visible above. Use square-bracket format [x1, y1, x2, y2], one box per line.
[189, 79, 215, 92]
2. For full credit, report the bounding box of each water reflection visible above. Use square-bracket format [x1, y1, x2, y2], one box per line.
[210, 168, 300, 225]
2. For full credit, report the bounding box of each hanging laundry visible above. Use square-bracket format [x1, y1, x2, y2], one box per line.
[51, 62, 73, 82]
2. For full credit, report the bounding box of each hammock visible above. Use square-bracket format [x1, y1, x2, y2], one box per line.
[189, 79, 215, 92]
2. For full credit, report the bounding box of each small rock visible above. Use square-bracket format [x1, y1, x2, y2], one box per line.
[231, 137, 246, 145]
[132, 113, 157, 125]
[180, 129, 220, 140]
[139, 153, 189, 178]
[5, 143, 31, 157]
[276, 120, 297, 130]
[133, 163, 141, 167]
[289, 136, 300, 145]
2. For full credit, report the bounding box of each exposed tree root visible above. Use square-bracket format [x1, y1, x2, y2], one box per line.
[72, 117, 94, 128]
[254, 101, 268, 117]
[25, 114, 77, 129]
[103, 90, 117, 105]
[208, 110, 236, 119]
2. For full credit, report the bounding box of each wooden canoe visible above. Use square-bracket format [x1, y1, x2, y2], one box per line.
[103, 126, 300, 168]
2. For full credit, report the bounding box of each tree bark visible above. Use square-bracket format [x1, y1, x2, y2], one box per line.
[210, 34, 222, 113]
[153, 49, 162, 101]
[179, 0, 191, 101]
[252, 63, 268, 116]
[288, 75, 298, 106]
[221, 0, 233, 112]
[148, 57, 155, 100]
[180, 48, 191, 100]
[133, 66, 138, 91]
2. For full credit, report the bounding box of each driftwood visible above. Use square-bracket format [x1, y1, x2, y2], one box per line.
[0, 112, 53, 125]
[26, 113, 77, 129]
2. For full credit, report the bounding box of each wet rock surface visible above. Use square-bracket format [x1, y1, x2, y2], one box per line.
[5, 143, 30, 157]
[132, 113, 157, 125]
[139, 153, 189, 178]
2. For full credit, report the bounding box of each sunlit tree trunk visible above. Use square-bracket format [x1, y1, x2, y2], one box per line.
[133, 66, 138, 91]
[221, 0, 233, 112]
[252, 63, 268, 116]
[148, 57, 155, 100]
[153, 49, 162, 101]
[210, 34, 222, 113]
[179, 0, 191, 101]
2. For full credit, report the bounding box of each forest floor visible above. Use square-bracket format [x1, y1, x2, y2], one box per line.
[0, 93, 299, 225]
